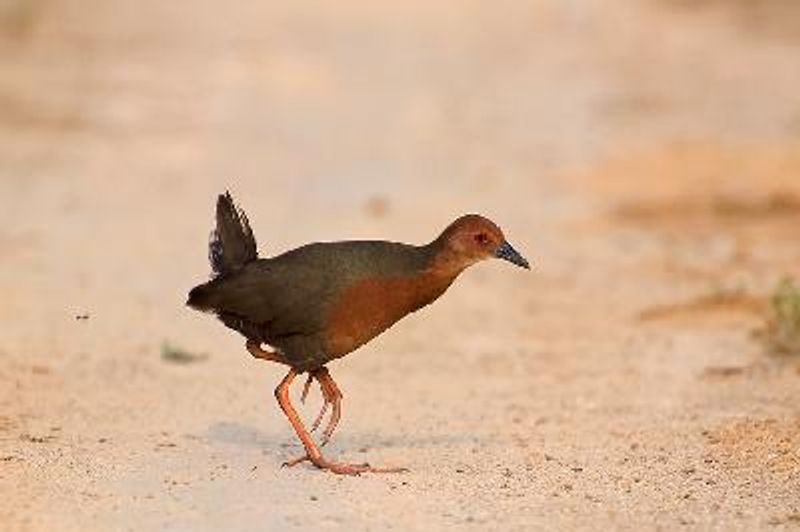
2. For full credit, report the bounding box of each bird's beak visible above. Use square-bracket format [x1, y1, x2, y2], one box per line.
[494, 241, 530, 270]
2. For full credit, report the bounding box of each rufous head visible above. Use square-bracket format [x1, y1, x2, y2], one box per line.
[433, 214, 530, 273]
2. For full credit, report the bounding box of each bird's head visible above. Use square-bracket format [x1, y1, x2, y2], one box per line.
[432, 214, 530, 274]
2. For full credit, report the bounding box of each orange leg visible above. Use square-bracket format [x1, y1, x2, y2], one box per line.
[249, 342, 337, 442]
[275, 367, 407, 475]
[245, 341, 405, 474]
[275, 368, 374, 475]
[302, 374, 330, 434]
[299, 367, 342, 445]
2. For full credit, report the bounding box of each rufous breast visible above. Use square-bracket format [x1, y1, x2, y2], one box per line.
[323, 272, 453, 358]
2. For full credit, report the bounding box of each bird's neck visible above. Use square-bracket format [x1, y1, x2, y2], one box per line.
[420, 239, 471, 283]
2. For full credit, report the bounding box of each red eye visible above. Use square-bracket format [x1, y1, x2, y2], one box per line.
[475, 233, 490, 245]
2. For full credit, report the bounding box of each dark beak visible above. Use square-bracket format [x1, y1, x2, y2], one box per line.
[494, 241, 530, 270]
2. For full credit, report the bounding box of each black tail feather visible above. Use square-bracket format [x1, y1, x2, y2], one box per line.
[208, 191, 258, 278]
[186, 282, 214, 310]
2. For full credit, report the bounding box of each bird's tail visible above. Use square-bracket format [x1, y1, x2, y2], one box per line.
[208, 191, 258, 278]
[187, 192, 257, 311]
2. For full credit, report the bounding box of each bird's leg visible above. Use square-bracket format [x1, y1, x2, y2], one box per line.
[314, 367, 342, 446]
[278, 367, 408, 474]
[246, 339, 335, 439]
[308, 391, 331, 435]
[274, 368, 375, 475]
[296, 368, 338, 441]
[300, 373, 313, 403]
[300, 372, 332, 437]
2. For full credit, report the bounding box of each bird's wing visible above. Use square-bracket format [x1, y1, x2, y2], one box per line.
[193, 241, 430, 340]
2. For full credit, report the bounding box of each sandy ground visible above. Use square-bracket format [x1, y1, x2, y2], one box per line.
[1, 1, 800, 530]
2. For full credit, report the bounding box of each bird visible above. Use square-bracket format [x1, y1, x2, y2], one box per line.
[187, 192, 530, 475]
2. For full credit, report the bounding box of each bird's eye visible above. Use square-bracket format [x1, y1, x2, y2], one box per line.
[474, 233, 490, 245]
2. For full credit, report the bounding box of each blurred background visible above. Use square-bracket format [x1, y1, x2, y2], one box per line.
[1, 1, 799, 530]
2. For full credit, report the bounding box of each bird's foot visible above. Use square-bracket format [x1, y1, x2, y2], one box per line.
[283, 453, 408, 476]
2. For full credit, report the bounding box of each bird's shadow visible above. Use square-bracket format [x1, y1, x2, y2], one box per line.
[206, 420, 483, 455]
[206, 421, 280, 449]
